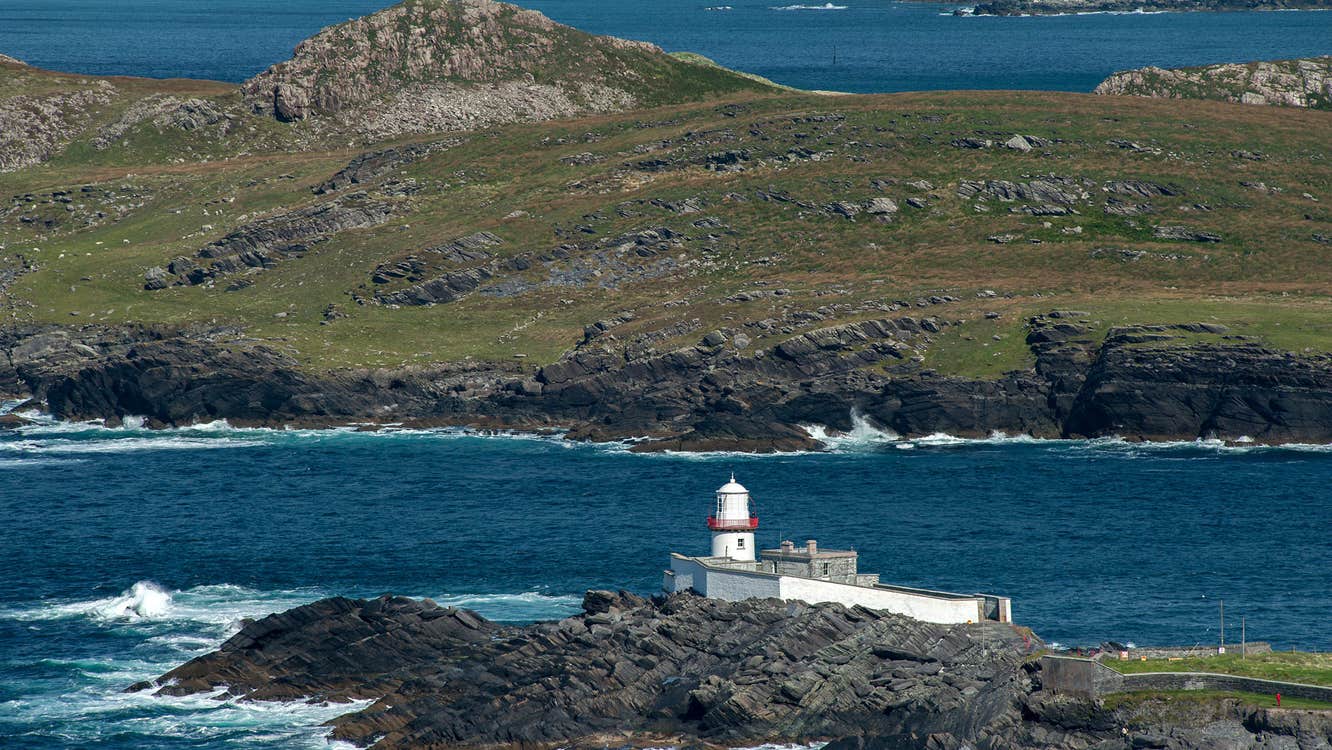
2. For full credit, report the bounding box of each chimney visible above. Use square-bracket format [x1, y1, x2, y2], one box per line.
[781, 540, 795, 553]
[806, 539, 818, 555]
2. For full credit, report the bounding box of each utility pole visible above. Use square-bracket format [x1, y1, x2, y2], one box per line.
[1242, 616, 1247, 658]
[1219, 599, 1225, 654]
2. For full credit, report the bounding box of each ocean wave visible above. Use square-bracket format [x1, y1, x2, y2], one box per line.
[8, 413, 1332, 460]
[2, 581, 580, 745]
[803, 413, 900, 451]
[0, 581, 324, 627]
[0, 683, 372, 748]
[771, 2, 847, 9]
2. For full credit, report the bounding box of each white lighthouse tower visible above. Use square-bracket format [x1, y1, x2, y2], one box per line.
[709, 474, 758, 561]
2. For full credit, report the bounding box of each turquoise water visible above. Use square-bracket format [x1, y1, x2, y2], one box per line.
[2, 411, 1331, 746]
[0, 0, 1330, 91]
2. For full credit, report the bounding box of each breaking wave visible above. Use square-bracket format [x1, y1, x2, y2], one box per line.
[6, 411, 1332, 464]
[1, 581, 324, 626]
[771, 2, 847, 9]
[1, 581, 585, 748]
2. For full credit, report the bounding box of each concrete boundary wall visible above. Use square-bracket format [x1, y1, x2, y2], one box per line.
[1039, 656, 1332, 703]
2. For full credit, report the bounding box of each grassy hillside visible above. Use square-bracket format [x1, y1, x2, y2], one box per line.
[2, 64, 1331, 376]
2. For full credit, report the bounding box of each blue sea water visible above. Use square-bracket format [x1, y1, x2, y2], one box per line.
[2, 1, 1332, 745]
[0, 0, 1330, 91]
[2, 409, 1331, 746]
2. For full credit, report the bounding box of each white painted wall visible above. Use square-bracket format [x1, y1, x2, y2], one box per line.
[711, 531, 756, 561]
[668, 555, 778, 599]
[779, 576, 983, 624]
[665, 554, 999, 625]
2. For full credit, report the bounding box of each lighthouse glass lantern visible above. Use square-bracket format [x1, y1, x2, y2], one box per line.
[708, 474, 759, 561]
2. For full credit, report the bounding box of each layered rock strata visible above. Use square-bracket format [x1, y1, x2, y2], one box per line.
[4, 314, 1332, 450]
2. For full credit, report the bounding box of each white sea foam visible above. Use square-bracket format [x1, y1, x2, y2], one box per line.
[9, 413, 1332, 461]
[0, 683, 372, 748]
[771, 2, 847, 9]
[1, 580, 324, 627]
[802, 412, 899, 451]
[95, 580, 173, 619]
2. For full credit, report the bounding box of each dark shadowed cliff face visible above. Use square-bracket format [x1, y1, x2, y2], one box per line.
[6, 317, 1332, 449]
[135, 592, 1332, 750]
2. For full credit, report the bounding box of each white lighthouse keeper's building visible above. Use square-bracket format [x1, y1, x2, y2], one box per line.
[708, 474, 758, 561]
[664, 475, 1014, 625]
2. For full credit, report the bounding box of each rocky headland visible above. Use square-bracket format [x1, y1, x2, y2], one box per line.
[5, 314, 1332, 450]
[131, 590, 1332, 749]
[3, 1, 1332, 450]
[1095, 57, 1332, 110]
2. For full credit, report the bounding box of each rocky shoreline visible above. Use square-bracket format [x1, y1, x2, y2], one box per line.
[130, 590, 1332, 750]
[4, 312, 1332, 451]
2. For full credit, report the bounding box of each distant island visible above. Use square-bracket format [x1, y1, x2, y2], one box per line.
[953, 0, 1331, 15]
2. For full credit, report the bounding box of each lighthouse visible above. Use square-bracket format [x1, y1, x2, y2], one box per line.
[708, 474, 759, 561]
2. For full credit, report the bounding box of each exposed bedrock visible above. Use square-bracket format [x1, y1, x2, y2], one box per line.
[145, 193, 396, 289]
[4, 315, 1332, 448]
[136, 592, 1046, 749]
[132, 592, 1332, 750]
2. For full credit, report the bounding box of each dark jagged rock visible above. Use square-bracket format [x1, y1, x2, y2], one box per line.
[151, 194, 395, 288]
[138, 593, 1043, 749]
[1065, 340, 1332, 442]
[134, 593, 1332, 749]
[6, 312, 1332, 447]
[314, 139, 460, 194]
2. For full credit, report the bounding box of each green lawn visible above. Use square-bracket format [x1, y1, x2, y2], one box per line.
[1109, 652, 1332, 688]
[1105, 689, 1332, 712]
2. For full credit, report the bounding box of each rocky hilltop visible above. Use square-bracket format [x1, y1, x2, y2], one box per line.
[133, 591, 1332, 749]
[239, 0, 772, 137]
[1095, 57, 1332, 110]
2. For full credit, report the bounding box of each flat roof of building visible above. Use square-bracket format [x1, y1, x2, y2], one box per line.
[761, 548, 857, 560]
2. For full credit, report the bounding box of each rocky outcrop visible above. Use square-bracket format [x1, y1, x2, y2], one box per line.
[134, 592, 1332, 750]
[137, 592, 1046, 749]
[314, 138, 462, 194]
[7, 315, 1332, 449]
[1095, 56, 1332, 110]
[147, 193, 395, 288]
[0, 80, 116, 172]
[1065, 338, 1332, 442]
[90, 95, 232, 150]
[238, 0, 766, 137]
